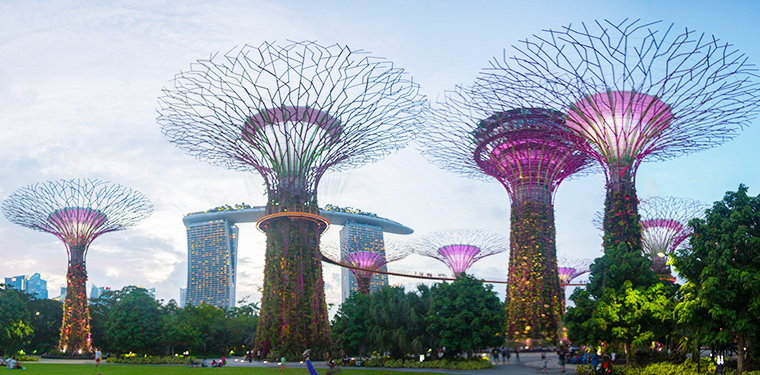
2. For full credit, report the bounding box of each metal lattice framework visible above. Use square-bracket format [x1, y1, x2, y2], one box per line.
[1, 179, 152, 354]
[419, 49, 595, 346]
[557, 256, 592, 290]
[321, 240, 409, 295]
[412, 230, 508, 276]
[478, 19, 760, 253]
[639, 196, 707, 280]
[157, 41, 424, 359]
[421, 87, 594, 205]
[557, 256, 592, 312]
[158, 41, 424, 206]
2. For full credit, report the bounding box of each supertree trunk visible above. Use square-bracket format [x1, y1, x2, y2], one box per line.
[602, 168, 642, 253]
[59, 245, 91, 354]
[255, 193, 331, 359]
[505, 201, 561, 343]
[354, 274, 372, 295]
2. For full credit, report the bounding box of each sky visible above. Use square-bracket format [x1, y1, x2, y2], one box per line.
[0, 0, 759, 313]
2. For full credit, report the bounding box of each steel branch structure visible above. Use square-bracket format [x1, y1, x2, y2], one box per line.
[420, 82, 593, 343]
[639, 196, 707, 282]
[1, 179, 152, 354]
[479, 19, 760, 254]
[157, 41, 424, 359]
[412, 230, 508, 276]
[556, 256, 592, 311]
[321, 240, 409, 295]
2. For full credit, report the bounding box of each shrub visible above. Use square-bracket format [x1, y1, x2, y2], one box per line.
[105, 355, 197, 365]
[577, 358, 719, 375]
[361, 357, 493, 370]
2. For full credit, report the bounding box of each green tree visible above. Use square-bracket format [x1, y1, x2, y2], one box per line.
[162, 302, 201, 356]
[427, 274, 504, 357]
[672, 185, 760, 375]
[331, 292, 371, 356]
[227, 300, 259, 355]
[105, 286, 165, 354]
[0, 286, 34, 355]
[186, 303, 232, 355]
[586, 242, 659, 299]
[28, 298, 63, 354]
[366, 285, 430, 358]
[564, 288, 607, 346]
[594, 281, 675, 364]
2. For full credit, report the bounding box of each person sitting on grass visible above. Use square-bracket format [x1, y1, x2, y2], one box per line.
[7, 357, 24, 370]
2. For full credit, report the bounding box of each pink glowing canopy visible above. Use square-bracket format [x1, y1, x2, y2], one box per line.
[242, 106, 342, 177]
[557, 267, 589, 286]
[437, 244, 481, 274]
[47, 207, 108, 247]
[566, 91, 674, 166]
[473, 108, 591, 204]
[638, 197, 706, 257]
[641, 218, 691, 257]
[345, 251, 387, 279]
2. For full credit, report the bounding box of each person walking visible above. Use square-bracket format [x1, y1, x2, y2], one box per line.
[558, 347, 567, 373]
[95, 349, 102, 367]
[280, 356, 286, 372]
[514, 347, 520, 363]
[591, 351, 599, 375]
[541, 352, 548, 373]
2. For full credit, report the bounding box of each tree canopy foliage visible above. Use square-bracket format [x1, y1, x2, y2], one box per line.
[673, 185, 760, 374]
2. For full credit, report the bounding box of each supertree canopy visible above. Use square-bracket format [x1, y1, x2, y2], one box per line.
[321, 240, 409, 295]
[639, 196, 706, 282]
[479, 19, 760, 254]
[1, 179, 152, 354]
[420, 85, 593, 343]
[556, 256, 592, 309]
[157, 42, 424, 358]
[412, 230, 508, 277]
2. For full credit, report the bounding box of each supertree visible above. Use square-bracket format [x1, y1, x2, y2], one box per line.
[412, 230, 508, 277]
[1, 179, 152, 354]
[157, 42, 424, 358]
[639, 196, 707, 282]
[479, 19, 760, 254]
[420, 86, 593, 342]
[556, 256, 592, 309]
[321, 240, 409, 295]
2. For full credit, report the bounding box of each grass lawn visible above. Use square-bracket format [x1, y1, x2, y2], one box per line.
[21, 363, 427, 375]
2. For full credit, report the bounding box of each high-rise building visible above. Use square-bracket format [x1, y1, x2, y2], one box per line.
[184, 218, 238, 309]
[179, 287, 187, 307]
[182, 204, 411, 309]
[4, 273, 48, 299]
[4, 275, 26, 292]
[90, 284, 111, 299]
[340, 221, 388, 302]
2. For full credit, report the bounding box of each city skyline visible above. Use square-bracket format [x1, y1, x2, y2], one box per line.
[1, 1, 759, 313]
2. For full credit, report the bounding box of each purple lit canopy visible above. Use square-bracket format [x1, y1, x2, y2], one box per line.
[639, 196, 707, 258]
[421, 88, 593, 205]
[478, 19, 760, 191]
[413, 230, 508, 276]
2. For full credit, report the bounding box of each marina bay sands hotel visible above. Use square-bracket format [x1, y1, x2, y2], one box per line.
[181, 204, 412, 308]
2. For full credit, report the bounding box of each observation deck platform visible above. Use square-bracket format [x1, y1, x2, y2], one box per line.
[183, 204, 413, 235]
